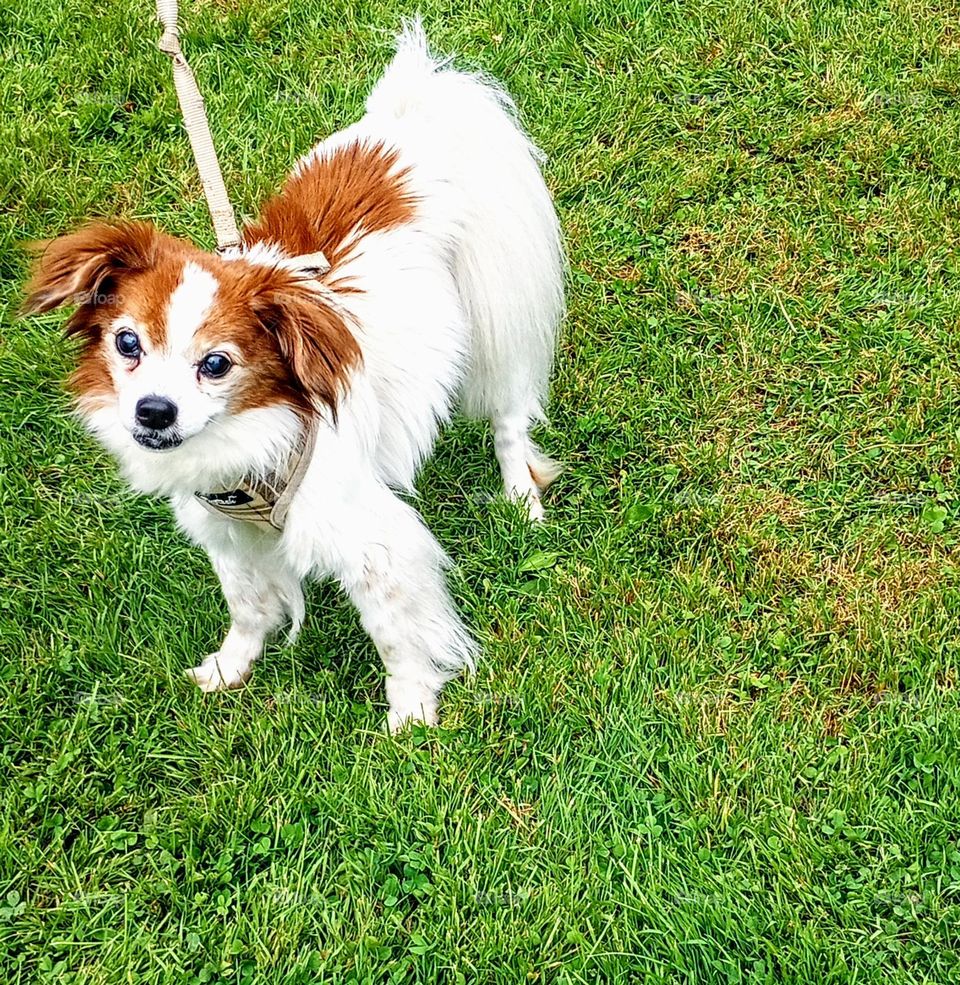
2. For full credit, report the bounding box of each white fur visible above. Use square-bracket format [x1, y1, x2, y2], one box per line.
[85, 25, 564, 728]
[165, 262, 218, 352]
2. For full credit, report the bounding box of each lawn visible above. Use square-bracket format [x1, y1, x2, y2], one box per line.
[3, 0, 960, 981]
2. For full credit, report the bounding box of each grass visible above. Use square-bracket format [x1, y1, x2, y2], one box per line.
[3, 0, 960, 980]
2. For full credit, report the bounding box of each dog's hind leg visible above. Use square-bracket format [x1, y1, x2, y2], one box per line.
[491, 407, 561, 522]
[381, 25, 565, 519]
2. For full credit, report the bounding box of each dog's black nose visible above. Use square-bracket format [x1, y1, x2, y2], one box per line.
[135, 395, 178, 430]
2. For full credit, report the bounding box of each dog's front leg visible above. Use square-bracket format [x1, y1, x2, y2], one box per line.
[283, 478, 476, 730]
[175, 500, 304, 692]
[187, 553, 290, 691]
[346, 500, 478, 731]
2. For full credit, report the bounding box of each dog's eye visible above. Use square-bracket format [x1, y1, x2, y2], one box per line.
[115, 330, 141, 358]
[199, 352, 232, 379]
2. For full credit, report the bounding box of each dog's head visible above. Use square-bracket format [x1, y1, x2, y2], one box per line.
[22, 221, 359, 460]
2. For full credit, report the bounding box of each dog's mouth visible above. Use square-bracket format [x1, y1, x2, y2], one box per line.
[132, 429, 183, 451]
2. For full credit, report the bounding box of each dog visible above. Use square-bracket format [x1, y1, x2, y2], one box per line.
[22, 23, 564, 729]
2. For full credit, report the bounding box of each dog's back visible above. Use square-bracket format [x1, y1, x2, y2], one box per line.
[293, 22, 566, 510]
[365, 21, 565, 426]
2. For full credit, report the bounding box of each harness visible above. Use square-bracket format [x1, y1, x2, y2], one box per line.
[194, 420, 318, 531]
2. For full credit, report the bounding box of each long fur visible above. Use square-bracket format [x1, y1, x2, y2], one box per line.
[23, 24, 565, 728]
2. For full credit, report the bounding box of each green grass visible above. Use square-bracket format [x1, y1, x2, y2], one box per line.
[3, 0, 960, 981]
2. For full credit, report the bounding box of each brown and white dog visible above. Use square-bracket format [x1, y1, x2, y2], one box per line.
[23, 23, 564, 729]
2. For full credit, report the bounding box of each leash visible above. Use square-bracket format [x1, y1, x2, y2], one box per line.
[155, 2, 328, 530]
[156, 0, 242, 253]
[155, 0, 331, 274]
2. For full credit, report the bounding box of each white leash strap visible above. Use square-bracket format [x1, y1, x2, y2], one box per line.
[156, 0, 242, 253]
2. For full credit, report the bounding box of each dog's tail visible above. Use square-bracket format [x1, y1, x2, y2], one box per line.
[366, 19, 565, 427]
[365, 18, 455, 121]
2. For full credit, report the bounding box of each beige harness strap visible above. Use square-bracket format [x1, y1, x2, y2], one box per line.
[156, 0, 241, 253]
[195, 419, 318, 531]
[293, 250, 332, 278]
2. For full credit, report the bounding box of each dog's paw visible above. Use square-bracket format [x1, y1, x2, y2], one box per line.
[504, 487, 545, 522]
[387, 700, 439, 734]
[185, 654, 251, 693]
[524, 494, 545, 523]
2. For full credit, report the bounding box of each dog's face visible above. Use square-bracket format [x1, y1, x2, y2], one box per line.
[23, 222, 359, 455]
[73, 256, 246, 452]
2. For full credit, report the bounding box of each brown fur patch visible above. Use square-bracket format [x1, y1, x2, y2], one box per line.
[24, 151, 379, 423]
[243, 139, 417, 272]
[198, 260, 361, 418]
[21, 222, 186, 408]
[115, 264, 190, 352]
[22, 220, 213, 357]
[23, 222, 165, 320]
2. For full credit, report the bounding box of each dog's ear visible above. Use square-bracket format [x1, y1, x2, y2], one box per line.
[21, 221, 160, 316]
[252, 278, 361, 420]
